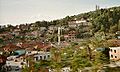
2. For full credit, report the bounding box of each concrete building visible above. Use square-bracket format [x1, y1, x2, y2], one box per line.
[68, 19, 89, 27]
[109, 47, 120, 60]
[64, 30, 77, 42]
[34, 51, 50, 61]
[26, 50, 38, 56]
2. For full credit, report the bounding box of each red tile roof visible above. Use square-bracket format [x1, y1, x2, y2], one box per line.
[21, 43, 33, 49]
[108, 39, 120, 47]
[0, 55, 7, 64]
[33, 42, 52, 51]
[18, 42, 52, 51]
[3, 44, 21, 52]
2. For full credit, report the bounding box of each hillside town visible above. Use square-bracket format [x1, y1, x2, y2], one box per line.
[0, 6, 120, 72]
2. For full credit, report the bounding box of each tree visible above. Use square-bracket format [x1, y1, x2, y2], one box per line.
[100, 25, 105, 32]
[109, 24, 118, 33]
[93, 52, 109, 70]
[50, 48, 62, 72]
[71, 48, 92, 72]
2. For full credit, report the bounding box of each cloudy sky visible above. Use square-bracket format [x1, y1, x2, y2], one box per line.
[0, 0, 120, 25]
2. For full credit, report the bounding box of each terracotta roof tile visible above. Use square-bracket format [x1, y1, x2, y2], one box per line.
[0, 55, 7, 64]
[3, 44, 22, 52]
[108, 39, 120, 47]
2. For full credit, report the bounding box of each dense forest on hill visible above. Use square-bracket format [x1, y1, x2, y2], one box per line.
[63, 6, 120, 33]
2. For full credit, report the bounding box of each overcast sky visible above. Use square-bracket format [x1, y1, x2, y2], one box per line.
[0, 0, 120, 26]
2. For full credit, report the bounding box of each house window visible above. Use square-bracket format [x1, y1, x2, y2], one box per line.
[44, 56, 46, 60]
[35, 57, 38, 61]
[48, 55, 50, 58]
[114, 50, 116, 53]
[28, 52, 31, 53]
[110, 49, 112, 52]
[40, 56, 42, 60]
[115, 56, 117, 58]
[111, 55, 113, 58]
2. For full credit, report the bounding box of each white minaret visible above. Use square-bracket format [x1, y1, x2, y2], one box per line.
[58, 27, 61, 46]
[118, 20, 120, 30]
[58, 27, 64, 46]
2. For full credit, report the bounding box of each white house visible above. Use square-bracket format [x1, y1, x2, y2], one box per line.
[7, 56, 18, 60]
[109, 47, 120, 60]
[49, 67, 70, 72]
[34, 51, 50, 61]
[68, 19, 89, 27]
[62, 67, 70, 72]
[26, 50, 38, 56]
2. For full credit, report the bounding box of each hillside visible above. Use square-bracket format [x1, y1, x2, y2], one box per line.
[0, 6, 120, 46]
[0, 6, 120, 72]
